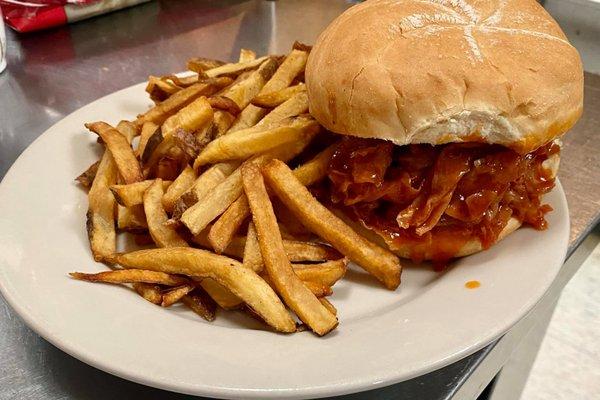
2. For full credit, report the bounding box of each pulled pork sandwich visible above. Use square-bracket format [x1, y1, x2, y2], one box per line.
[305, 0, 583, 264]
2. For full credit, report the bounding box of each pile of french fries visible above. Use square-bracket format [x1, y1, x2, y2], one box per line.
[73, 43, 402, 336]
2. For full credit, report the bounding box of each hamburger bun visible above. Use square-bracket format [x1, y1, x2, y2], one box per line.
[305, 0, 583, 154]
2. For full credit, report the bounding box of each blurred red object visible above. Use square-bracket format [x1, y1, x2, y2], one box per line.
[1, 0, 151, 32]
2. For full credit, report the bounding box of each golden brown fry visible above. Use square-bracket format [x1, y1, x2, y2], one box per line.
[259, 49, 308, 95]
[187, 58, 225, 73]
[263, 160, 402, 290]
[173, 161, 240, 220]
[242, 222, 262, 272]
[110, 180, 172, 207]
[70, 270, 190, 286]
[212, 110, 236, 137]
[242, 162, 337, 336]
[205, 56, 268, 78]
[301, 281, 333, 298]
[207, 96, 241, 116]
[117, 205, 147, 232]
[140, 124, 162, 163]
[146, 76, 181, 103]
[133, 282, 162, 305]
[256, 91, 309, 127]
[208, 195, 249, 254]
[173, 128, 202, 160]
[251, 84, 306, 108]
[87, 150, 118, 262]
[112, 248, 296, 333]
[116, 120, 139, 143]
[86, 122, 143, 184]
[220, 58, 278, 109]
[292, 41, 312, 52]
[161, 96, 214, 138]
[162, 166, 196, 213]
[238, 49, 256, 63]
[319, 298, 337, 316]
[292, 259, 348, 287]
[76, 160, 100, 189]
[181, 289, 217, 321]
[227, 105, 266, 133]
[195, 115, 319, 166]
[136, 77, 232, 126]
[143, 179, 189, 247]
[161, 284, 195, 307]
[197, 278, 242, 310]
[292, 143, 337, 186]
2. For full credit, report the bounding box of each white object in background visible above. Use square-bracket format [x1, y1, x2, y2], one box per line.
[0, 7, 6, 73]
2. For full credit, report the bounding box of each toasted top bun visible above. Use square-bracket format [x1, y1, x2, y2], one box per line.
[306, 0, 583, 154]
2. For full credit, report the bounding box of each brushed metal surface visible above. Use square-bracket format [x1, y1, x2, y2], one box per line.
[0, 1, 598, 399]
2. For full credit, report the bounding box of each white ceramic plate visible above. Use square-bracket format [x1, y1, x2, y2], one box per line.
[0, 82, 569, 399]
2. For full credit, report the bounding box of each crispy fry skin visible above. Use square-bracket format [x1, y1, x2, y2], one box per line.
[86, 122, 143, 184]
[292, 259, 348, 287]
[87, 150, 118, 262]
[259, 49, 308, 96]
[133, 282, 162, 305]
[208, 195, 250, 254]
[262, 160, 402, 290]
[117, 205, 147, 232]
[181, 289, 217, 321]
[110, 180, 172, 207]
[161, 284, 195, 307]
[194, 115, 319, 166]
[161, 96, 214, 138]
[76, 160, 100, 189]
[220, 58, 278, 109]
[207, 96, 241, 116]
[242, 222, 262, 272]
[70, 270, 190, 286]
[256, 92, 309, 127]
[251, 84, 306, 108]
[242, 162, 337, 336]
[205, 56, 269, 78]
[136, 77, 232, 126]
[162, 166, 196, 213]
[139, 122, 161, 161]
[112, 248, 296, 333]
[144, 179, 189, 247]
[292, 143, 337, 186]
[116, 120, 139, 143]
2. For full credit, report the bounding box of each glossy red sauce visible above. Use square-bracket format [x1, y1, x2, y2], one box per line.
[322, 137, 559, 264]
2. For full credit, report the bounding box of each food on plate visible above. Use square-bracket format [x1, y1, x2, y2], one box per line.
[304, 0, 583, 264]
[110, 180, 172, 207]
[70, 270, 191, 286]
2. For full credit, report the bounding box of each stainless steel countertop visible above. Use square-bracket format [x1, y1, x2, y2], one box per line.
[1, 1, 599, 399]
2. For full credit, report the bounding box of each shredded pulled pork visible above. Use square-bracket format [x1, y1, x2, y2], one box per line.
[324, 137, 559, 263]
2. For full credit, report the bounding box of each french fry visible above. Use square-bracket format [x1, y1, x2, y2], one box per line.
[161, 284, 195, 307]
[133, 282, 162, 305]
[242, 222, 262, 272]
[86, 122, 143, 184]
[172, 161, 240, 220]
[262, 159, 402, 290]
[227, 105, 266, 133]
[155, 155, 181, 180]
[161, 96, 214, 138]
[180, 162, 248, 235]
[242, 162, 337, 336]
[292, 259, 348, 287]
[194, 115, 320, 166]
[146, 76, 181, 103]
[116, 120, 139, 143]
[110, 180, 172, 207]
[143, 179, 189, 247]
[261, 275, 332, 298]
[87, 150, 118, 262]
[319, 298, 337, 316]
[220, 58, 278, 109]
[76, 160, 100, 189]
[197, 278, 242, 310]
[256, 91, 309, 127]
[292, 143, 337, 186]
[207, 96, 241, 116]
[238, 48, 256, 63]
[251, 84, 306, 108]
[69, 270, 190, 286]
[111, 248, 296, 333]
[212, 110, 236, 137]
[181, 289, 217, 321]
[162, 166, 196, 213]
[208, 195, 250, 254]
[139, 123, 162, 162]
[135, 77, 232, 126]
[117, 205, 147, 232]
[258, 49, 308, 95]
[205, 56, 268, 78]
[187, 58, 225, 73]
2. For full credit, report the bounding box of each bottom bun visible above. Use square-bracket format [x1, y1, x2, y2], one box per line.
[332, 208, 522, 261]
